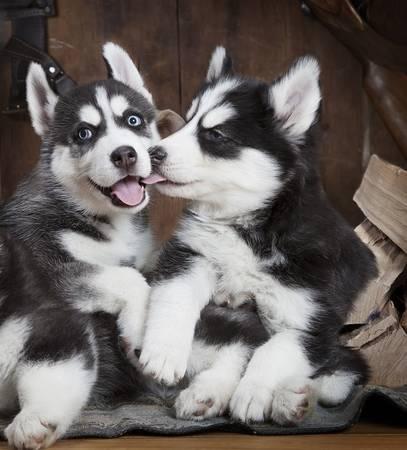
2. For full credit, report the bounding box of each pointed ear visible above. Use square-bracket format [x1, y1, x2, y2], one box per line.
[103, 42, 153, 102]
[26, 62, 58, 137]
[269, 56, 321, 142]
[156, 109, 185, 138]
[206, 46, 233, 82]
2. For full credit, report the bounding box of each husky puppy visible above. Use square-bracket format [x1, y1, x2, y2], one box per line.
[140, 48, 377, 424]
[0, 43, 162, 449]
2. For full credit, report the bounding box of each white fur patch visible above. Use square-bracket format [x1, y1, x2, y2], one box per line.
[110, 95, 129, 117]
[269, 56, 320, 142]
[79, 104, 101, 126]
[6, 356, 95, 448]
[316, 371, 357, 406]
[206, 46, 228, 82]
[176, 342, 250, 420]
[184, 78, 241, 127]
[201, 103, 235, 129]
[140, 258, 217, 385]
[74, 266, 150, 356]
[0, 317, 31, 381]
[186, 97, 199, 121]
[197, 79, 240, 120]
[230, 329, 315, 423]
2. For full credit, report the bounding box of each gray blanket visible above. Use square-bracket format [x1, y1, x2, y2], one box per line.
[1, 385, 406, 439]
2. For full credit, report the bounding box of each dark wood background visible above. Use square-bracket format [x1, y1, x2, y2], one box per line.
[1, 0, 405, 239]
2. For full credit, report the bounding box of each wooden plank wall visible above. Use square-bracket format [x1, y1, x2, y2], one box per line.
[0, 0, 405, 238]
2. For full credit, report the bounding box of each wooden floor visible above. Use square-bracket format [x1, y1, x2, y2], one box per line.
[1, 422, 406, 450]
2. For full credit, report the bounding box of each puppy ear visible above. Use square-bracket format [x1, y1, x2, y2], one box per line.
[269, 56, 321, 142]
[156, 109, 185, 138]
[103, 42, 153, 102]
[206, 46, 233, 82]
[26, 63, 58, 137]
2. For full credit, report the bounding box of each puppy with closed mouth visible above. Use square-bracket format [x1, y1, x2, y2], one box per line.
[141, 47, 377, 424]
[0, 42, 167, 449]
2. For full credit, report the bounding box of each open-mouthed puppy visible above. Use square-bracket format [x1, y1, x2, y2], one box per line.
[140, 47, 377, 424]
[0, 42, 164, 449]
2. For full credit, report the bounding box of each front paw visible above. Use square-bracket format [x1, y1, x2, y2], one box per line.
[230, 379, 272, 423]
[175, 379, 229, 421]
[270, 382, 315, 425]
[139, 345, 187, 386]
[5, 411, 60, 450]
[230, 378, 315, 425]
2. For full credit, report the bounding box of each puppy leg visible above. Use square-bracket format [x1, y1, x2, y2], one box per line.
[176, 342, 250, 420]
[5, 356, 96, 449]
[4, 310, 97, 449]
[230, 329, 316, 425]
[140, 258, 216, 386]
[85, 266, 151, 362]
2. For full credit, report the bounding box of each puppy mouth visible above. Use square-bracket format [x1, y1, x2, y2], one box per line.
[89, 176, 146, 208]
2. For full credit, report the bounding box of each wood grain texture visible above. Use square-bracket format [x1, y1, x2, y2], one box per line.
[362, 93, 407, 171]
[0, 21, 41, 201]
[1, 424, 406, 450]
[178, 0, 365, 224]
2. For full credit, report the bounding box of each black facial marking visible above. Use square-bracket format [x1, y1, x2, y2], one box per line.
[51, 79, 155, 155]
[113, 109, 151, 138]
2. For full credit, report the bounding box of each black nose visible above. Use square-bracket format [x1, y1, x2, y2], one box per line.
[111, 146, 137, 170]
[149, 146, 167, 165]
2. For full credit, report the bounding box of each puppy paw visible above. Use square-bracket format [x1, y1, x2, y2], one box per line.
[5, 411, 59, 450]
[271, 383, 315, 425]
[139, 346, 187, 386]
[175, 383, 227, 420]
[230, 380, 272, 423]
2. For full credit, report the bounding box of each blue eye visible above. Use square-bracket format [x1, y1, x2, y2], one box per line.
[77, 127, 93, 141]
[127, 114, 143, 128]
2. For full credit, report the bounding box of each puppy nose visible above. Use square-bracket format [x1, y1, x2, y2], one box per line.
[149, 146, 167, 165]
[111, 146, 137, 169]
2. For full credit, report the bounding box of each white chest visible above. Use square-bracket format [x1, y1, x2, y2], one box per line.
[181, 219, 265, 290]
[60, 215, 153, 269]
[181, 218, 316, 331]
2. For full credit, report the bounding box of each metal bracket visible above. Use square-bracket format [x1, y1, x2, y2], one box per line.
[0, 0, 55, 21]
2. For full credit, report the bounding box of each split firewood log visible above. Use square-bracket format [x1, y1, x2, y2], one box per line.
[343, 155, 407, 387]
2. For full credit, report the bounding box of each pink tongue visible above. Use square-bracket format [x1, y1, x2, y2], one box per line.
[142, 173, 167, 185]
[111, 177, 144, 206]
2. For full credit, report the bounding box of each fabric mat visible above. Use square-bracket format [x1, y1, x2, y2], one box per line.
[1, 385, 406, 439]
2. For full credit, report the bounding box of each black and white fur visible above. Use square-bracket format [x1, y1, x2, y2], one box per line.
[140, 48, 377, 424]
[0, 43, 161, 449]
